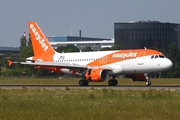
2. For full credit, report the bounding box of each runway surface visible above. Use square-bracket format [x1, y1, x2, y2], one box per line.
[0, 84, 179, 90]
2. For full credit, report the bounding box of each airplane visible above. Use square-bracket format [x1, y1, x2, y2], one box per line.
[8, 22, 173, 86]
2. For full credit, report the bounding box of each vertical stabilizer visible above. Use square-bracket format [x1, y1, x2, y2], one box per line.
[28, 22, 55, 56]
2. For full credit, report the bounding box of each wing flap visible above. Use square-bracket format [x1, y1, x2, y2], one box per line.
[20, 61, 112, 70]
[21, 61, 87, 69]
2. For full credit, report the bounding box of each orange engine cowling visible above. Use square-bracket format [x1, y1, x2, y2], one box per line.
[129, 74, 147, 81]
[85, 68, 108, 82]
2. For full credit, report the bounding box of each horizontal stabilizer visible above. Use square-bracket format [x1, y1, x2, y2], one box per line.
[7, 60, 21, 66]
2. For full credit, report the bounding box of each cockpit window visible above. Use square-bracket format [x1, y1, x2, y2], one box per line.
[155, 55, 158, 58]
[159, 55, 165, 58]
[151, 55, 165, 59]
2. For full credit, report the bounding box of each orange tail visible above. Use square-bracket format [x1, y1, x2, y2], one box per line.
[28, 22, 55, 56]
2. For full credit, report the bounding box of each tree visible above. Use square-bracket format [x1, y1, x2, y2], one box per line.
[18, 45, 34, 76]
[65, 44, 80, 52]
[111, 44, 124, 50]
[20, 34, 27, 48]
[0, 52, 19, 70]
[150, 46, 166, 55]
[20, 45, 34, 58]
[82, 46, 93, 52]
[100, 47, 111, 51]
[28, 33, 32, 46]
[165, 43, 180, 78]
[56, 45, 80, 53]
[0, 52, 22, 76]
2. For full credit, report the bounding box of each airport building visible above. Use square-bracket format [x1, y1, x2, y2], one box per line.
[0, 46, 20, 55]
[0, 36, 113, 55]
[114, 21, 180, 49]
[48, 36, 114, 51]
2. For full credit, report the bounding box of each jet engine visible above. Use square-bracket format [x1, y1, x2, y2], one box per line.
[85, 68, 108, 82]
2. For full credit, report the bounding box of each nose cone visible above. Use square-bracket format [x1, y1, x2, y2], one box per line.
[163, 58, 173, 70]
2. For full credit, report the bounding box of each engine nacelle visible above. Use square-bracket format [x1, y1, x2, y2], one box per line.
[85, 68, 108, 82]
[128, 74, 147, 81]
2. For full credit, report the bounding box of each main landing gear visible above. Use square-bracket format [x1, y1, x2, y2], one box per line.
[144, 73, 152, 86]
[78, 76, 118, 86]
[108, 76, 118, 86]
[79, 79, 89, 86]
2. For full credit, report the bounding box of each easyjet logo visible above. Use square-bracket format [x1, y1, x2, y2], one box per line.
[112, 52, 138, 58]
[30, 24, 48, 52]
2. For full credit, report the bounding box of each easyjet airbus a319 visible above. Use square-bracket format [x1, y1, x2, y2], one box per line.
[8, 22, 173, 86]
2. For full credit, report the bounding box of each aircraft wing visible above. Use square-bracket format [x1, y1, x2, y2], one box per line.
[20, 61, 112, 70]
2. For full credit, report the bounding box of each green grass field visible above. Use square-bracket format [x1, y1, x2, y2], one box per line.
[0, 88, 180, 120]
[0, 77, 180, 120]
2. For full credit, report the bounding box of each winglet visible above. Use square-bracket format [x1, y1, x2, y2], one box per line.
[7, 60, 13, 66]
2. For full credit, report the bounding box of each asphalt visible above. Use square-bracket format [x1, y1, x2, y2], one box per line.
[0, 84, 179, 90]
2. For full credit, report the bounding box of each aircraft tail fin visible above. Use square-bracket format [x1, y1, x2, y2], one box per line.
[28, 22, 55, 56]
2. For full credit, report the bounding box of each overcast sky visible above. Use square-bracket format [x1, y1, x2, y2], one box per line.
[0, 0, 180, 47]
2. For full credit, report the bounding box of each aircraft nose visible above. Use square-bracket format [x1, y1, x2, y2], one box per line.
[164, 59, 173, 70]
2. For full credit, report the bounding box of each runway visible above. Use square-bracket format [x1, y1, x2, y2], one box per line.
[0, 84, 180, 90]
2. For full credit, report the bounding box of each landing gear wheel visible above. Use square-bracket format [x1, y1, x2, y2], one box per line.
[108, 79, 113, 86]
[144, 73, 152, 86]
[79, 80, 89, 86]
[79, 80, 84, 86]
[145, 81, 151, 86]
[85, 80, 89, 86]
[108, 79, 118, 86]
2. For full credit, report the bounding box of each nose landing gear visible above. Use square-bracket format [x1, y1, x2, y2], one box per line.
[144, 73, 152, 86]
[145, 81, 152, 86]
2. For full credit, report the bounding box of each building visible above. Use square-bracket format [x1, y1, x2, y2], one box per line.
[114, 21, 180, 49]
[0, 46, 20, 55]
[48, 36, 114, 51]
[0, 36, 113, 55]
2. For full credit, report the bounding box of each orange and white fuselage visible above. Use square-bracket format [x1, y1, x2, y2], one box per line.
[18, 22, 173, 86]
[27, 49, 172, 75]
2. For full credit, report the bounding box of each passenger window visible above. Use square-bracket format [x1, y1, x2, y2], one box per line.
[151, 55, 154, 59]
[155, 55, 158, 58]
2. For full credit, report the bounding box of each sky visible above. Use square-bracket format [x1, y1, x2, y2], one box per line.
[0, 0, 180, 47]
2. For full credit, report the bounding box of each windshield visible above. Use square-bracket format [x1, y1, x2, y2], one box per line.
[151, 55, 165, 59]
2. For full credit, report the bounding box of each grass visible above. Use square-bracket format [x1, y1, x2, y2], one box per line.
[0, 77, 180, 119]
[0, 88, 179, 120]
